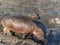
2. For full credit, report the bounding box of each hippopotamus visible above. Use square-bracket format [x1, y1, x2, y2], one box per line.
[1, 15, 45, 42]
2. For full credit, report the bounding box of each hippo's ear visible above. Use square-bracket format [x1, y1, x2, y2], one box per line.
[36, 14, 40, 19]
[31, 13, 40, 19]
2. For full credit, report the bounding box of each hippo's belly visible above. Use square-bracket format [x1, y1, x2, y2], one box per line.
[10, 22, 33, 34]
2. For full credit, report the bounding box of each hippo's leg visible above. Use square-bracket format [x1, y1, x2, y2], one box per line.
[3, 28, 11, 36]
[15, 33, 23, 39]
[22, 33, 29, 39]
[22, 34, 26, 39]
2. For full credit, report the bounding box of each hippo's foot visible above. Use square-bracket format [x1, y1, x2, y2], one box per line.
[3, 28, 11, 36]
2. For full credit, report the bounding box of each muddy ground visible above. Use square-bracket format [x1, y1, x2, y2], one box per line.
[0, 29, 40, 45]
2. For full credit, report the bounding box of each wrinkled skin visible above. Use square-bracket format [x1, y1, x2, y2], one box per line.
[1, 15, 45, 42]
